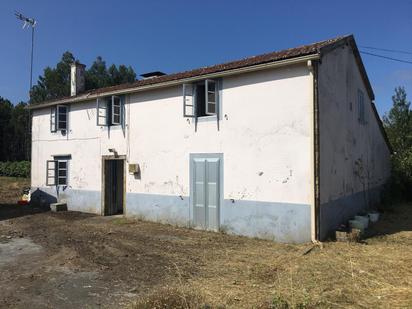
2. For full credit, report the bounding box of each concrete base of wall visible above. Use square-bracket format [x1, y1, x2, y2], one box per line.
[126, 192, 189, 226]
[221, 199, 311, 243]
[31, 187, 101, 215]
[33, 187, 311, 243]
[319, 185, 383, 240]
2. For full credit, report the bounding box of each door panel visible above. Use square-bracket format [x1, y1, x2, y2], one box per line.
[104, 159, 124, 216]
[191, 156, 221, 230]
[193, 159, 206, 228]
[206, 159, 219, 230]
[115, 160, 124, 214]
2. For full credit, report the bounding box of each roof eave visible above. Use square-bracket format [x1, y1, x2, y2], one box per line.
[28, 53, 320, 110]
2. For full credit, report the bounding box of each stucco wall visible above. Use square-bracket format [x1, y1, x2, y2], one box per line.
[318, 44, 391, 239]
[31, 64, 314, 242]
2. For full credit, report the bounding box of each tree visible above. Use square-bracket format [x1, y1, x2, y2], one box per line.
[383, 87, 412, 152]
[30, 51, 75, 104]
[85, 56, 111, 90]
[383, 87, 412, 201]
[0, 98, 30, 161]
[0, 97, 13, 161]
[11, 102, 30, 161]
[30, 52, 137, 104]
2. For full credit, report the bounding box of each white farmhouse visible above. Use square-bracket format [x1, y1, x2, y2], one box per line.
[29, 35, 391, 242]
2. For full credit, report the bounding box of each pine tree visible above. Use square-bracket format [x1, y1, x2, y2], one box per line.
[383, 86, 412, 200]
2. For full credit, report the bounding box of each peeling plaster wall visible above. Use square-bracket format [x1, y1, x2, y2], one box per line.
[125, 65, 314, 242]
[31, 64, 314, 242]
[31, 100, 128, 214]
[318, 45, 391, 239]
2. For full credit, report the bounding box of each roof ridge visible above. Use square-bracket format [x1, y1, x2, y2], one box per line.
[30, 34, 352, 107]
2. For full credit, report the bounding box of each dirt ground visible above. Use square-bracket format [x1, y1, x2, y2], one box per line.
[0, 177, 411, 308]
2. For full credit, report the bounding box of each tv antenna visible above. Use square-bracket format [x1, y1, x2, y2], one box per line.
[15, 11, 37, 91]
[15, 11, 37, 161]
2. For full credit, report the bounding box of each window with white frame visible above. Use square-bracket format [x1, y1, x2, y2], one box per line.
[358, 89, 366, 125]
[96, 95, 124, 126]
[183, 79, 219, 118]
[50, 105, 68, 132]
[46, 156, 70, 186]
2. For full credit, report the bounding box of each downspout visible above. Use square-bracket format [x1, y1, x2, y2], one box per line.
[313, 60, 321, 241]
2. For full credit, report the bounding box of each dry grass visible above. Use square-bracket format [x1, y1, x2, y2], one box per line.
[132, 286, 208, 309]
[131, 204, 412, 308]
[0, 176, 29, 204]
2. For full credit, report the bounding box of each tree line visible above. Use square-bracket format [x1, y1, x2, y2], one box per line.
[0, 52, 137, 163]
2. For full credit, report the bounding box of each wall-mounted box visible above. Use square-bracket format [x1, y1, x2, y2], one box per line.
[128, 163, 140, 174]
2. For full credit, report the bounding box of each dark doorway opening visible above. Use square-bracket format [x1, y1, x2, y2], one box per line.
[104, 159, 124, 215]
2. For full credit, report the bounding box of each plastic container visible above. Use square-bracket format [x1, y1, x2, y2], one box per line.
[349, 219, 366, 231]
[355, 215, 369, 229]
[368, 212, 380, 223]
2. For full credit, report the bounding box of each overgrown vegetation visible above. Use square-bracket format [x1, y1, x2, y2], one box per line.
[382, 86, 412, 204]
[0, 161, 30, 178]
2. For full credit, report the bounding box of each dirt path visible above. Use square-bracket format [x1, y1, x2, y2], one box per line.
[0, 210, 293, 308]
[0, 177, 411, 308]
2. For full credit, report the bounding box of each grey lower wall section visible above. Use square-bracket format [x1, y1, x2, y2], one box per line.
[221, 200, 311, 243]
[320, 185, 383, 240]
[31, 188, 311, 243]
[31, 187, 101, 214]
[126, 192, 311, 243]
[126, 193, 190, 226]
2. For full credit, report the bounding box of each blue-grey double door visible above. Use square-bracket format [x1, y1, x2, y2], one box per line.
[191, 155, 221, 230]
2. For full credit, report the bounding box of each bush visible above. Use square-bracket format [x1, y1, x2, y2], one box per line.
[0, 161, 31, 178]
[380, 157, 412, 212]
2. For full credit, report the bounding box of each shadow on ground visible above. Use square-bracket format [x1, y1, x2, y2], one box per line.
[0, 203, 50, 221]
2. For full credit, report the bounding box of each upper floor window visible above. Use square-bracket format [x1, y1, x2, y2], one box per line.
[97, 95, 125, 126]
[357, 89, 366, 125]
[183, 79, 219, 118]
[50, 105, 68, 132]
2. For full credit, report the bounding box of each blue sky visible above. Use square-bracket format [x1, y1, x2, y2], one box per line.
[0, 0, 411, 115]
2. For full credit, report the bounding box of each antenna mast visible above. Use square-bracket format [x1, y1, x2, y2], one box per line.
[15, 11, 37, 92]
[15, 11, 37, 161]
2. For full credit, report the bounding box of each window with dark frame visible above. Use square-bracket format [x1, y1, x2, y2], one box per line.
[46, 158, 68, 186]
[183, 79, 219, 118]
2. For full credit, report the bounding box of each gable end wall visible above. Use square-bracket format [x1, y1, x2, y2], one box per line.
[317, 44, 391, 239]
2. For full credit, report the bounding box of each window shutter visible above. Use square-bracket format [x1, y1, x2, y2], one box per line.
[183, 83, 196, 117]
[357, 89, 365, 124]
[111, 96, 121, 125]
[217, 78, 222, 130]
[205, 79, 217, 115]
[46, 160, 57, 186]
[50, 107, 57, 132]
[97, 98, 108, 126]
[120, 95, 126, 129]
[57, 105, 68, 130]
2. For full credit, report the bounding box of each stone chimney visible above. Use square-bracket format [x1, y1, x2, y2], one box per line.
[70, 62, 86, 96]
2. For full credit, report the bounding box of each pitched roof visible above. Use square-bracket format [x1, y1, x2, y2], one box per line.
[30, 34, 369, 109]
